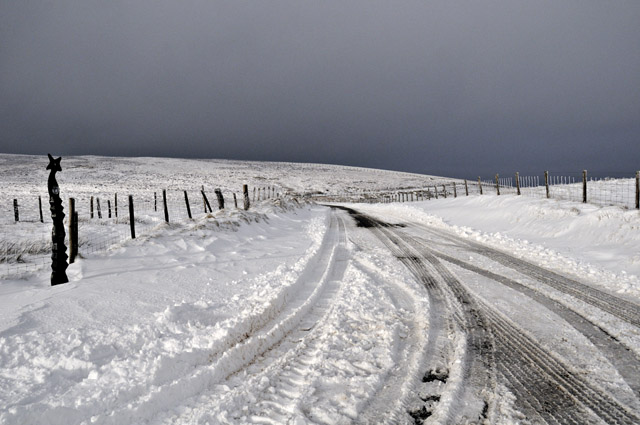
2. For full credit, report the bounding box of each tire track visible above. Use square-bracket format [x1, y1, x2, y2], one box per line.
[344, 208, 640, 424]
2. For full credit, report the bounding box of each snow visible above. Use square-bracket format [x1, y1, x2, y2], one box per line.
[1, 154, 639, 424]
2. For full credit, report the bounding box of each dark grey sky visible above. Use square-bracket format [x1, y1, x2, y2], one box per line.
[1, 1, 639, 178]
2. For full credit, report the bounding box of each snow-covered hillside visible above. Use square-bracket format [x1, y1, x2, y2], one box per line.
[1, 155, 639, 424]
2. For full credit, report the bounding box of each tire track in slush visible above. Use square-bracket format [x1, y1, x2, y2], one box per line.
[343, 208, 640, 424]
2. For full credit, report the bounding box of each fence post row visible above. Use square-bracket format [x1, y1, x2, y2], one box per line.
[636, 171, 639, 210]
[184, 190, 192, 219]
[128, 195, 136, 239]
[215, 189, 224, 210]
[162, 189, 169, 222]
[13, 199, 19, 222]
[582, 170, 588, 204]
[39, 196, 44, 223]
[544, 171, 550, 199]
[68, 198, 77, 263]
[243, 184, 250, 211]
[515, 172, 521, 195]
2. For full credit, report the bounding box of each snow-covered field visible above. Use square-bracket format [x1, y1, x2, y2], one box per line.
[1, 155, 639, 424]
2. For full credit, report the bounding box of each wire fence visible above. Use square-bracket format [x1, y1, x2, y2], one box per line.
[1, 185, 281, 279]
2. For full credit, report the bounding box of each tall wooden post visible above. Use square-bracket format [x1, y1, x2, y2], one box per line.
[38, 196, 44, 223]
[96, 198, 102, 219]
[46, 154, 68, 285]
[114, 193, 118, 218]
[90, 196, 94, 219]
[545, 171, 550, 199]
[478, 177, 483, 195]
[434, 186, 438, 199]
[184, 191, 192, 219]
[582, 170, 587, 204]
[162, 189, 169, 222]
[495, 174, 500, 195]
[107, 200, 112, 218]
[233, 193, 238, 208]
[243, 184, 250, 210]
[464, 179, 469, 196]
[516, 172, 521, 195]
[154, 192, 157, 212]
[453, 183, 457, 198]
[128, 195, 136, 239]
[13, 199, 19, 222]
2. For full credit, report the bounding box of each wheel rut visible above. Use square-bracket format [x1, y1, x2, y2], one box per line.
[341, 207, 640, 425]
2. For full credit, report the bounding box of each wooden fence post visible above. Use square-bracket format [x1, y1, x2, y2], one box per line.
[39, 196, 44, 223]
[545, 171, 550, 199]
[495, 174, 500, 195]
[128, 195, 136, 239]
[233, 193, 238, 208]
[107, 200, 112, 218]
[636, 171, 639, 209]
[154, 192, 157, 212]
[96, 198, 102, 219]
[68, 198, 77, 263]
[90, 196, 94, 219]
[114, 193, 118, 218]
[243, 184, 250, 210]
[253, 187, 256, 202]
[582, 170, 587, 203]
[184, 191, 192, 219]
[215, 189, 224, 209]
[464, 180, 469, 196]
[453, 183, 457, 198]
[13, 199, 19, 222]
[162, 189, 169, 222]
[434, 186, 438, 199]
[516, 172, 521, 195]
[201, 189, 212, 213]
[478, 177, 483, 195]
[442, 185, 447, 198]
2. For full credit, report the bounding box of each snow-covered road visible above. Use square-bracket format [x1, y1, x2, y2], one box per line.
[2, 199, 640, 424]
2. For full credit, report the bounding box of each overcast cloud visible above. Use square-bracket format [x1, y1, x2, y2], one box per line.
[1, 1, 639, 177]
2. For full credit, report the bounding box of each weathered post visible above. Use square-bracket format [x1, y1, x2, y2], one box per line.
[162, 189, 169, 222]
[495, 174, 500, 195]
[184, 191, 192, 219]
[434, 186, 438, 199]
[215, 189, 224, 209]
[582, 170, 588, 204]
[107, 199, 112, 218]
[442, 185, 447, 198]
[453, 183, 457, 198]
[154, 192, 157, 212]
[636, 171, 639, 210]
[96, 198, 102, 219]
[128, 195, 136, 239]
[464, 179, 469, 196]
[38, 196, 44, 223]
[90, 196, 94, 219]
[114, 193, 118, 218]
[46, 154, 69, 285]
[243, 184, 250, 211]
[13, 199, 19, 222]
[545, 171, 550, 199]
[201, 189, 212, 213]
[478, 177, 483, 195]
[253, 187, 256, 202]
[233, 193, 238, 208]
[516, 172, 521, 195]
[68, 198, 77, 264]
